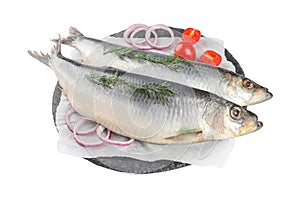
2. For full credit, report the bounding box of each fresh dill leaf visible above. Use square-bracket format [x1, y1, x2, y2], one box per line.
[87, 70, 177, 105]
[103, 45, 193, 71]
[131, 86, 152, 98]
[103, 45, 132, 59]
[130, 82, 177, 104]
[86, 71, 122, 89]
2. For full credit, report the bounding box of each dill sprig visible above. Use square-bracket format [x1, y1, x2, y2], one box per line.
[129, 82, 176, 104]
[103, 45, 131, 56]
[86, 71, 176, 105]
[86, 71, 123, 89]
[103, 45, 192, 71]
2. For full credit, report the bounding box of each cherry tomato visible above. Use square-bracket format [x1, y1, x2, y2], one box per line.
[199, 50, 222, 66]
[182, 28, 201, 44]
[174, 42, 196, 61]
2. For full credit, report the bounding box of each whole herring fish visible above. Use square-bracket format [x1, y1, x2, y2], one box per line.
[59, 27, 272, 106]
[28, 39, 263, 144]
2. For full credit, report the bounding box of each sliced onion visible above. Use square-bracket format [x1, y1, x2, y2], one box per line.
[65, 108, 98, 135]
[96, 127, 134, 146]
[130, 27, 158, 49]
[124, 23, 174, 50]
[73, 119, 104, 147]
[129, 27, 153, 50]
[123, 24, 148, 45]
[145, 24, 174, 50]
[72, 119, 112, 147]
[65, 109, 131, 147]
[65, 108, 75, 131]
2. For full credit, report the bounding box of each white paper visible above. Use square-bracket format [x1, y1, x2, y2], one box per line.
[56, 33, 236, 167]
[56, 95, 234, 167]
[102, 36, 236, 72]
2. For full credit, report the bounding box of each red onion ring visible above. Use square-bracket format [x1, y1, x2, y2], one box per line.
[65, 109, 131, 147]
[65, 108, 75, 131]
[65, 108, 98, 135]
[129, 27, 154, 50]
[124, 23, 174, 50]
[123, 24, 148, 45]
[96, 127, 134, 146]
[73, 119, 104, 147]
[145, 24, 174, 50]
[130, 27, 158, 49]
[73, 119, 112, 147]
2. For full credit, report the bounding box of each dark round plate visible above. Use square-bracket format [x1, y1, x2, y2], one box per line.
[52, 27, 244, 174]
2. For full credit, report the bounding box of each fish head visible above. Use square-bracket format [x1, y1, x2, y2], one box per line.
[224, 72, 273, 106]
[223, 102, 263, 137]
[201, 101, 262, 140]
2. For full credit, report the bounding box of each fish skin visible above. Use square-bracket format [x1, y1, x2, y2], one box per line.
[28, 39, 263, 144]
[59, 27, 272, 106]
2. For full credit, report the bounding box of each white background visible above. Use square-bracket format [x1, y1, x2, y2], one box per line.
[1, 0, 299, 199]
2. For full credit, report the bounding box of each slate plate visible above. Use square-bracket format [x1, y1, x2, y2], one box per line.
[52, 27, 244, 174]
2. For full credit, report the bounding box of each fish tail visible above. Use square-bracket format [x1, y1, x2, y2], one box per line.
[52, 26, 84, 47]
[28, 35, 62, 67]
[51, 35, 62, 56]
[28, 50, 51, 67]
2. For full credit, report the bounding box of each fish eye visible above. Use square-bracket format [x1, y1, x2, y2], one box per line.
[230, 106, 242, 120]
[242, 78, 254, 89]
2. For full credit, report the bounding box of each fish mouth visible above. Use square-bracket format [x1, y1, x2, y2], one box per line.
[248, 88, 273, 105]
[260, 90, 273, 103]
[264, 90, 273, 101]
[256, 121, 263, 130]
[238, 113, 263, 136]
[245, 120, 263, 134]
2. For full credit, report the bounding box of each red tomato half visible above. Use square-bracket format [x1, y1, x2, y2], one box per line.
[182, 28, 201, 44]
[199, 50, 222, 66]
[174, 42, 196, 61]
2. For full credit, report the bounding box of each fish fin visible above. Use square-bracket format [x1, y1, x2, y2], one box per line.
[57, 83, 66, 96]
[59, 85, 68, 96]
[29, 35, 62, 67]
[177, 128, 202, 135]
[28, 50, 51, 67]
[163, 128, 201, 139]
[58, 26, 84, 46]
[164, 132, 206, 143]
[51, 35, 62, 56]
